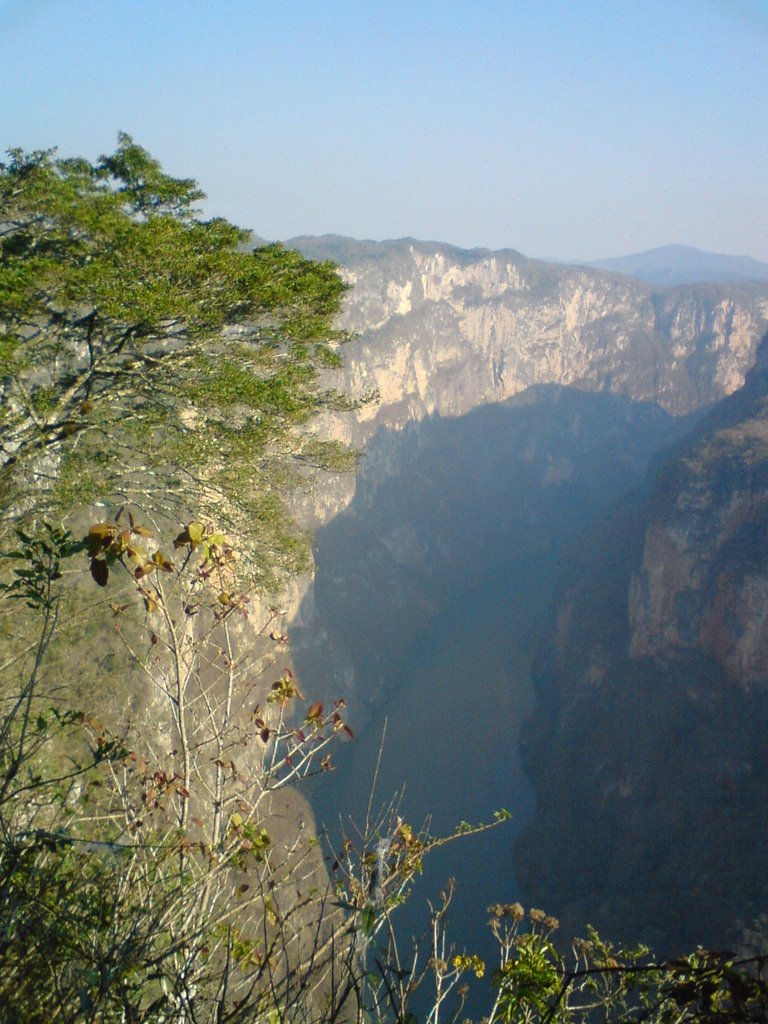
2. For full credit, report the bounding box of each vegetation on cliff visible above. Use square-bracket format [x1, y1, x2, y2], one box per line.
[0, 134, 356, 585]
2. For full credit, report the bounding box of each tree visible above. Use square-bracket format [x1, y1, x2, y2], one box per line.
[0, 134, 356, 586]
[0, 135, 365, 1019]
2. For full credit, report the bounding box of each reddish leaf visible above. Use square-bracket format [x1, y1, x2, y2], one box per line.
[86, 535, 105, 557]
[306, 702, 323, 722]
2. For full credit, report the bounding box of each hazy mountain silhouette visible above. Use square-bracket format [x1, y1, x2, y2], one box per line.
[584, 244, 768, 286]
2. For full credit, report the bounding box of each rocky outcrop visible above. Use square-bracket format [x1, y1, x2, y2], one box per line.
[284, 236, 768, 543]
[515, 337, 768, 950]
[628, 397, 768, 685]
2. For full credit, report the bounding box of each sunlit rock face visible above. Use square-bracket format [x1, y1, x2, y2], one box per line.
[292, 237, 768, 468]
[515, 340, 768, 951]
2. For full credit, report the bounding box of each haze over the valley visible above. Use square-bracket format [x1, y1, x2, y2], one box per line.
[285, 235, 768, 968]
[2, 0, 767, 264]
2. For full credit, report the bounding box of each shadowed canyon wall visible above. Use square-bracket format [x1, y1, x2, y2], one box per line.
[516, 336, 768, 951]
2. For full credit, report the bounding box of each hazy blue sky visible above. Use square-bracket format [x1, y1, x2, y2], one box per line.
[2, 0, 767, 261]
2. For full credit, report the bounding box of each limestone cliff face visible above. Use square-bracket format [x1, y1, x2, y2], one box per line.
[516, 345, 768, 950]
[628, 389, 768, 685]
[543, 347, 768, 700]
[292, 237, 768, 461]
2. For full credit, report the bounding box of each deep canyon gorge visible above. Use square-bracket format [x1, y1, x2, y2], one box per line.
[280, 236, 768, 960]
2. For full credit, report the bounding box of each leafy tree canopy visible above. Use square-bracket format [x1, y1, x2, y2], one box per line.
[0, 133, 355, 586]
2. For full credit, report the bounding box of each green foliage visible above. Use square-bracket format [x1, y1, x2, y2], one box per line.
[0, 522, 83, 609]
[0, 134, 353, 587]
[482, 907, 768, 1024]
[0, 516, 358, 1022]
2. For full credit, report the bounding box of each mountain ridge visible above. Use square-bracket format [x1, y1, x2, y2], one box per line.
[287, 235, 768, 466]
[283, 235, 768, 288]
[584, 243, 768, 286]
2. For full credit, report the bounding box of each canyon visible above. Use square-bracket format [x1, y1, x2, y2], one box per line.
[282, 235, 768, 956]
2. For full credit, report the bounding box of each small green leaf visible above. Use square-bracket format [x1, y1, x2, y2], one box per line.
[187, 521, 204, 544]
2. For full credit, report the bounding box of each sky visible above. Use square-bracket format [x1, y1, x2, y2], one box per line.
[1, 0, 767, 262]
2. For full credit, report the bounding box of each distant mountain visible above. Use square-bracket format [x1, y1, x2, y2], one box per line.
[585, 244, 768, 287]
